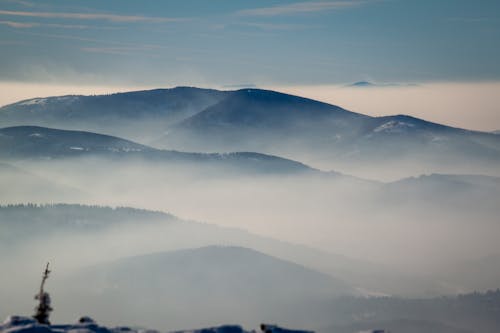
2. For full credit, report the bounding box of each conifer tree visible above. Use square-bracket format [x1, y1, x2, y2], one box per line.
[33, 262, 53, 325]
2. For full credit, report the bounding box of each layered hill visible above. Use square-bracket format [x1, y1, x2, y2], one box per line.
[56, 246, 354, 330]
[2, 87, 498, 178]
[0, 87, 228, 142]
[0, 163, 83, 203]
[0, 126, 313, 175]
[160, 89, 500, 174]
[0, 204, 399, 297]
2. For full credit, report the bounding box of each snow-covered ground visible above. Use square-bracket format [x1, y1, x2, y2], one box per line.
[0, 316, 313, 333]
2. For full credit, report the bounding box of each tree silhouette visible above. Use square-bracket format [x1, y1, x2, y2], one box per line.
[33, 262, 53, 325]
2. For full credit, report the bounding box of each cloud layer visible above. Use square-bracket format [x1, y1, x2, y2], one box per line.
[0, 9, 181, 23]
[237, 1, 366, 16]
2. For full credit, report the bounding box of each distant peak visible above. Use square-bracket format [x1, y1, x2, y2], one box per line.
[348, 81, 419, 88]
[350, 81, 375, 87]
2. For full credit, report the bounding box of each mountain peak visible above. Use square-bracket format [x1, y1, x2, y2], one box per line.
[350, 81, 375, 87]
[177, 88, 364, 130]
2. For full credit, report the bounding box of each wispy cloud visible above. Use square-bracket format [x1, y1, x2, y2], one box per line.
[2, 0, 36, 7]
[0, 19, 35, 28]
[81, 46, 158, 56]
[447, 17, 489, 23]
[0, 20, 118, 29]
[236, 1, 367, 16]
[210, 22, 310, 31]
[239, 22, 309, 31]
[0, 9, 184, 23]
[14, 30, 183, 56]
[14, 30, 139, 46]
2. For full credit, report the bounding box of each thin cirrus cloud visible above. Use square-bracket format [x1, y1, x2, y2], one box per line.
[0, 20, 116, 29]
[236, 0, 367, 16]
[0, 20, 35, 28]
[17, 30, 147, 47]
[446, 17, 489, 23]
[3, 0, 36, 7]
[0, 9, 184, 23]
[81, 46, 158, 57]
[239, 22, 309, 30]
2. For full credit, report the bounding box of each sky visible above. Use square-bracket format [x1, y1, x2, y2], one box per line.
[0, 0, 499, 130]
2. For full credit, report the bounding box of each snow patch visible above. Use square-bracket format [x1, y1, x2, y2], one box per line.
[429, 135, 447, 143]
[1, 317, 312, 333]
[29, 133, 44, 138]
[107, 147, 142, 153]
[18, 96, 77, 107]
[54, 96, 78, 103]
[69, 147, 85, 151]
[373, 121, 415, 134]
[122, 147, 142, 152]
[172, 325, 248, 333]
[19, 99, 47, 106]
[3, 316, 37, 327]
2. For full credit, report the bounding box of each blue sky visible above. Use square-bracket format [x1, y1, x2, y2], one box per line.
[1, 0, 500, 86]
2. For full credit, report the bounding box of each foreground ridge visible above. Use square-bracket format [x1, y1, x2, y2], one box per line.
[0, 316, 315, 333]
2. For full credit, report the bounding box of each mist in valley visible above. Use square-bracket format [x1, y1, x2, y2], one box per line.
[2, 154, 499, 269]
[1, 85, 500, 331]
[2, 0, 500, 331]
[1, 84, 500, 332]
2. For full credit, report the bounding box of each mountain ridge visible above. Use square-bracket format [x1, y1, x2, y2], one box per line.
[0, 125, 316, 176]
[2, 86, 499, 178]
[0, 87, 230, 142]
[2, 86, 496, 135]
[56, 245, 355, 329]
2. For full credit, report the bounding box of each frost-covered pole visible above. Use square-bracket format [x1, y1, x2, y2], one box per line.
[33, 262, 53, 325]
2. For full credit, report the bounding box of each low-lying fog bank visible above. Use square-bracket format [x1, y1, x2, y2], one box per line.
[2, 156, 498, 276]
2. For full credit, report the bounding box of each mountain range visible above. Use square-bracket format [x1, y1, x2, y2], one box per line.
[1, 87, 499, 178]
[1, 122, 498, 284]
[0, 204, 436, 298]
[0, 87, 228, 143]
[0, 126, 313, 176]
[56, 246, 354, 329]
[1, 86, 500, 332]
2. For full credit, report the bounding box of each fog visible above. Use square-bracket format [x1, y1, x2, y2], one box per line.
[1, 84, 499, 331]
[0, 82, 156, 108]
[2, 156, 499, 275]
[1, 152, 500, 331]
[270, 82, 500, 132]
